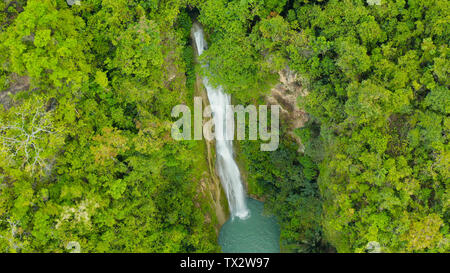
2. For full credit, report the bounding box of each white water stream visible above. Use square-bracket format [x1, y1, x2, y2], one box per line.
[192, 23, 249, 219]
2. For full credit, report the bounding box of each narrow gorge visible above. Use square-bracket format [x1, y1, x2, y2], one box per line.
[192, 22, 280, 253]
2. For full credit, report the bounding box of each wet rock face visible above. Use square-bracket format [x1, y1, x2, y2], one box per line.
[266, 67, 309, 152]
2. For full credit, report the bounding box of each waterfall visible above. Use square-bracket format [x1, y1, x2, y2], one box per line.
[192, 23, 249, 219]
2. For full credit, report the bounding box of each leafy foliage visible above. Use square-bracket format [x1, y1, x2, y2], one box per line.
[0, 0, 219, 253]
[1, 0, 448, 253]
[196, 0, 449, 253]
[287, 0, 449, 253]
[239, 137, 325, 252]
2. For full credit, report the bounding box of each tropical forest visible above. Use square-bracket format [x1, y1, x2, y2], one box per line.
[0, 0, 448, 254]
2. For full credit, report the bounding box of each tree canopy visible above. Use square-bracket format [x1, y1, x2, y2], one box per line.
[0, 0, 448, 253]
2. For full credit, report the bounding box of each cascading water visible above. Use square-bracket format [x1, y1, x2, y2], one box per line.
[192, 23, 249, 219]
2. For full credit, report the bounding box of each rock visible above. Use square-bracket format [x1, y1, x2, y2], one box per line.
[367, 0, 381, 6]
[266, 67, 309, 152]
[0, 73, 30, 111]
[366, 241, 382, 253]
[66, 0, 81, 6]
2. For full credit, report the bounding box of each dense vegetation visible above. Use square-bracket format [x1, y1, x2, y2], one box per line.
[238, 137, 325, 252]
[1, 0, 448, 253]
[294, 0, 449, 253]
[196, 0, 449, 252]
[0, 0, 219, 253]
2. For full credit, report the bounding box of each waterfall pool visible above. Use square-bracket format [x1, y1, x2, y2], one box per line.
[218, 198, 280, 253]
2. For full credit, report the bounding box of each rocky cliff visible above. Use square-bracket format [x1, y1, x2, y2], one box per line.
[266, 67, 309, 152]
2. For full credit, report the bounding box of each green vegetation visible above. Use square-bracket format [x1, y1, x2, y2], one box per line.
[239, 137, 325, 252]
[290, 0, 449, 253]
[0, 0, 219, 253]
[1, 0, 448, 253]
[195, 0, 449, 253]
